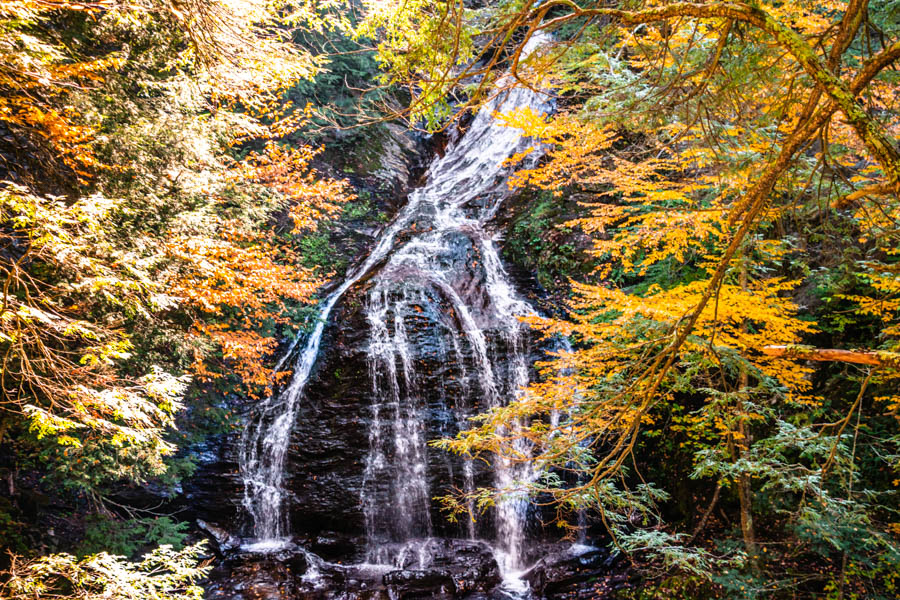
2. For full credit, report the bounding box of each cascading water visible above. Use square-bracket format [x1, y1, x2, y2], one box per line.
[238, 176, 428, 550]
[362, 288, 433, 548]
[238, 33, 553, 588]
[356, 67, 553, 580]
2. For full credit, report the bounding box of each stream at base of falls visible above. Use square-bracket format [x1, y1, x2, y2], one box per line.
[202, 33, 622, 599]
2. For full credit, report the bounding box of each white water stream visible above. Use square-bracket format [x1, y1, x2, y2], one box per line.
[238, 34, 552, 590]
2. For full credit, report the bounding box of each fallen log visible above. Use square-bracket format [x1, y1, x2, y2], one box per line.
[762, 345, 900, 368]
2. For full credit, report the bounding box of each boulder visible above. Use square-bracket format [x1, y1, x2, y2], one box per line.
[205, 546, 309, 600]
[523, 544, 621, 599]
[383, 569, 456, 598]
[198, 519, 241, 554]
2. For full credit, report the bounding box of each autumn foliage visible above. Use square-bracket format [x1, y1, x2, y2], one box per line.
[169, 144, 353, 398]
[0, 0, 353, 560]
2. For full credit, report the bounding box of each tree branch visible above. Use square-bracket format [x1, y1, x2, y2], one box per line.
[535, 1, 900, 186]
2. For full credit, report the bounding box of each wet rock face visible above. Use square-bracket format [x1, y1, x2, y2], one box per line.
[282, 291, 372, 556]
[373, 124, 423, 197]
[198, 519, 242, 555]
[384, 569, 456, 599]
[201, 539, 628, 599]
[376, 539, 501, 597]
[416, 539, 502, 595]
[256, 209, 546, 553]
[180, 434, 245, 530]
[280, 272, 541, 556]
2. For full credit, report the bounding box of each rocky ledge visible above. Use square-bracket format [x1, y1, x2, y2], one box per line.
[202, 536, 627, 600]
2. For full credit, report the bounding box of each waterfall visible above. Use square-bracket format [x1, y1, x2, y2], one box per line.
[238, 181, 426, 550]
[238, 34, 553, 585]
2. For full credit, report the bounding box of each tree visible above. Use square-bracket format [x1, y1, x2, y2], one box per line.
[0, 543, 209, 600]
[0, 0, 355, 491]
[0, 0, 322, 187]
[0, 0, 354, 591]
[169, 143, 353, 399]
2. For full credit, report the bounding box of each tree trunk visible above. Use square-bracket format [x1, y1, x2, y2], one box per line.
[737, 424, 757, 566]
[738, 252, 758, 568]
